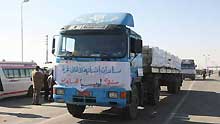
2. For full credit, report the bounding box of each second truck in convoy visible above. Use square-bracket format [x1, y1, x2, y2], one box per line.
[181, 59, 197, 80]
[52, 13, 183, 119]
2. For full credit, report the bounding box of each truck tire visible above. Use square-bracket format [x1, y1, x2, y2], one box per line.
[147, 76, 160, 105]
[191, 75, 196, 80]
[66, 104, 86, 118]
[167, 77, 179, 94]
[124, 85, 139, 120]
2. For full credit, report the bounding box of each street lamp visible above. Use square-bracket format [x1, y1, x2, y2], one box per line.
[21, 0, 29, 62]
[203, 54, 210, 69]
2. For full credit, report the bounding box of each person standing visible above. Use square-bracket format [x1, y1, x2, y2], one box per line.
[202, 69, 206, 80]
[208, 70, 211, 77]
[47, 70, 55, 102]
[32, 66, 44, 105]
[43, 69, 50, 101]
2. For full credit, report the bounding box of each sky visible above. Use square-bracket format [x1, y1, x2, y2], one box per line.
[0, 0, 219, 69]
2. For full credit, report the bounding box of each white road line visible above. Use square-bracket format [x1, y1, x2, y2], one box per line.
[164, 82, 194, 124]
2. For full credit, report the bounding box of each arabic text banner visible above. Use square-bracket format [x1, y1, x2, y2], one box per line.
[55, 61, 131, 91]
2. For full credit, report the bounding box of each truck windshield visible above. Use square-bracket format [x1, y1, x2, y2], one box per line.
[181, 64, 195, 69]
[57, 33, 127, 58]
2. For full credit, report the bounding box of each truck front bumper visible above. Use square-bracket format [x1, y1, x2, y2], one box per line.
[183, 74, 196, 80]
[53, 85, 129, 108]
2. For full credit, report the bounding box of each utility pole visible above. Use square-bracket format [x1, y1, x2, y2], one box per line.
[21, 0, 30, 62]
[203, 54, 210, 69]
[45, 35, 48, 63]
[21, 2, 23, 62]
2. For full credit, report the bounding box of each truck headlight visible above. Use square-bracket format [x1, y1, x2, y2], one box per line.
[108, 92, 118, 99]
[55, 88, 64, 95]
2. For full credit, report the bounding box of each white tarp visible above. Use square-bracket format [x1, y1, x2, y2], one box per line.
[151, 47, 181, 70]
[55, 61, 131, 91]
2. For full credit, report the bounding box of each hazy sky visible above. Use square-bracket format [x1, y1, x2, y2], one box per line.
[0, 0, 219, 68]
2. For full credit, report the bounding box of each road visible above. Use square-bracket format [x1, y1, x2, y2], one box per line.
[0, 74, 220, 124]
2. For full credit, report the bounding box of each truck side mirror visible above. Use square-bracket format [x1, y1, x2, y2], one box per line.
[52, 38, 56, 54]
[130, 38, 142, 53]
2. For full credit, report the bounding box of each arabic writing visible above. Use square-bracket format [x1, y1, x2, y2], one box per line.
[56, 62, 131, 91]
[61, 77, 120, 87]
[62, 65, 121, 75]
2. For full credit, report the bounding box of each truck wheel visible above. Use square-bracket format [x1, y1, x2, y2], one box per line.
[66, 104, 86, 118]
[178, 86, 181, 91]
[124, 85, 139, 120]
[147, 76, 160, 105]
[191, 76, 196, 80]
[167, 77, 179, 94]
[27, 85, 33, 97]
[168, 84, 176, 94]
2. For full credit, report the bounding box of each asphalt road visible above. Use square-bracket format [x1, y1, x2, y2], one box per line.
[0, 74, 220, 124]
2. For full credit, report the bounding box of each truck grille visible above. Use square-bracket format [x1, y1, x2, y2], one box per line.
[73, 96, 96, 103]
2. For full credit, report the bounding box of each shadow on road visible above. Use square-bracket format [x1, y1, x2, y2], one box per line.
[0, 96, 59, 108]
[169, 89, 220, 124]
[41, 104, 66, 108]
[1, 79, 220, 124]
[0, 96, 33, 108]
[0, 111, 50, 119]
[77, 89, 220, 124]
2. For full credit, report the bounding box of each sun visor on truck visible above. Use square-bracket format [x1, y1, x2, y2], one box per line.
[68, 13, 134, 27]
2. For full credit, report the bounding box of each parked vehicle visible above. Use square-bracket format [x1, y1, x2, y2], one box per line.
[181, 59, 197, 80]
[196, 69, 203, 75]
[0, 61, 37, 99]
[51, 13, 183, 119]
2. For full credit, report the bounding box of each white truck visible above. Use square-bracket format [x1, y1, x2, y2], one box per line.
[181, 59, 196, 80]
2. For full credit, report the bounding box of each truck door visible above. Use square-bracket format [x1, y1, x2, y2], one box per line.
[0, 77, 3, 91]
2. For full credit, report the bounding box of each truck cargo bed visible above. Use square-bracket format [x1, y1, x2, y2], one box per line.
[142, 46, 181, 74]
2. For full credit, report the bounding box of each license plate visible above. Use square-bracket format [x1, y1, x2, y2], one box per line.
[78, 91, 91, 97]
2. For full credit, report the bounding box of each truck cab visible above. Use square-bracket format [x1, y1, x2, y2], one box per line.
[52, 13, 143, 119]
[52, 13, 183, 119]
[181, 59, 197, 80]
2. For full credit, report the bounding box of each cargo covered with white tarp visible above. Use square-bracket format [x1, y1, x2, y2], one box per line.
[142, 46, 181, 73]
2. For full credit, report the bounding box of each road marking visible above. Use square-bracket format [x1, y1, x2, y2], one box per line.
[164, 82, 194, 124]
[188, 115, 220, 123]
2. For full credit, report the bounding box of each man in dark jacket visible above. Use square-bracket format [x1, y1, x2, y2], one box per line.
[43, 69, 50, 101]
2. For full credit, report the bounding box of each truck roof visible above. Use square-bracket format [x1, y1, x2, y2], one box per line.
[65, 13, 134, 28]
[181, 59, 195, 64]
[61, 13, 141, 40]
[0, 61, 37, 69]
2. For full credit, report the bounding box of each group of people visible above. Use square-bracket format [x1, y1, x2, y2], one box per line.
[32, 66, 55, 105]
